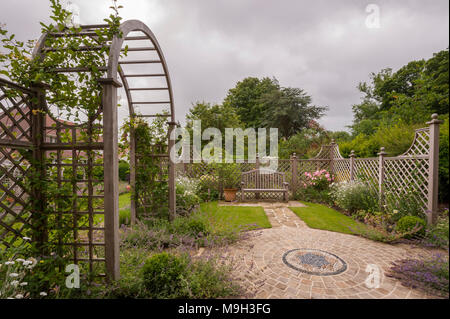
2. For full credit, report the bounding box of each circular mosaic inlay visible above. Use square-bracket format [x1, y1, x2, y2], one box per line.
[282, 248, 347, 276]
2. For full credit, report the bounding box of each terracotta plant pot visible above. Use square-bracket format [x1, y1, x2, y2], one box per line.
[223, 188, 238, 202]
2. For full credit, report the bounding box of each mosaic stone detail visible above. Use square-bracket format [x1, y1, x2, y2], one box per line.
[282, 248, 347, 276]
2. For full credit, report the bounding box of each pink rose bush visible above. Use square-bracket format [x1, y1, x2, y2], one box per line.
[302, 169, 333, 191]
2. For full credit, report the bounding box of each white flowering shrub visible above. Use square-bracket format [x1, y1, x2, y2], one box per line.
[0, 239, 44, 299]
[176, 176, 201, 216]
[330, 181, 378, 214]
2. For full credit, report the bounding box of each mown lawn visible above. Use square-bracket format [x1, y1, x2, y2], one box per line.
[119, 192, 131, 224]
[199, 201, 272, 231]
[289, 202, 380, 236]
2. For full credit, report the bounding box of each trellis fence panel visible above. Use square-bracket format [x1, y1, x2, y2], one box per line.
[177, 114, 442, 224]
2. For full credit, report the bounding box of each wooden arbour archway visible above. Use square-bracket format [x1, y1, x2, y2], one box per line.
[0, 20, 175, 280]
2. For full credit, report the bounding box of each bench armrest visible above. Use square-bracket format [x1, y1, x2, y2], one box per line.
[283, 182, 289, 189]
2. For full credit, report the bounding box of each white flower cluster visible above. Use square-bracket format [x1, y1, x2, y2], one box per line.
[176, 176, 200, 196]
[0, 246, 41, 299]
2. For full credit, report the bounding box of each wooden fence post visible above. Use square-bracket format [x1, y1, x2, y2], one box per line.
[329, 139, 336, 175]
[426, 114, 443, 225]
[101, 78, 121, 281]
[30, 83, 48, 252]
[129, 122, 136, 225]
[378, 147, 387, 211]
[255, 155, 260, 199]
[168, 121, 177, 222]
[349, 150, 355, 181]
[291, 153, 298, 197]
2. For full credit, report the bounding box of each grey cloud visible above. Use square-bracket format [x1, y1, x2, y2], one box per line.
[1, 0, 448, 131]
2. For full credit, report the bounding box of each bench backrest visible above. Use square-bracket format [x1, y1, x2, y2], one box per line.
[241, 169, 286, 189]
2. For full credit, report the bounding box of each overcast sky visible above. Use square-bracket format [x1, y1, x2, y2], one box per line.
[1, 0, 448, 131]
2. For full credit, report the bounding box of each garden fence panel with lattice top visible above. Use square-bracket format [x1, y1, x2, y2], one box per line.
[321, 115, 442, 225]
[177, 114, 442, 224]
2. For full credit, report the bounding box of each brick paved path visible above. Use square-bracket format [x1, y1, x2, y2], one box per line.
[201, 201, 443, 299]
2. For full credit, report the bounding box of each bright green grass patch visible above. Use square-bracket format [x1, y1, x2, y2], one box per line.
[290, 202, 381, 236]
[199, 201, 271, 231]
[119, 192, 131, 225]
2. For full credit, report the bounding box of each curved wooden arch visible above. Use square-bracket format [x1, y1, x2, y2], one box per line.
[29, 20, 176, 280]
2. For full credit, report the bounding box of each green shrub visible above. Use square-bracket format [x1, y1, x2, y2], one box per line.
[119, 161, 130, 181]
[385, 190, 426, 221]
[294, 187, 332, 205]
[439, 117, 449, 203]
[176, 177, 201, 215]
[196, 175, 219, 202]
[142, 252, 188, 298]
[183, 259, 240, 298]
[330, 182, 378, 214]
[424, 216, 449, 248]
[119, 209, 130, 226]
[396, 216, 427, 238]
[171, 217, 209, 238]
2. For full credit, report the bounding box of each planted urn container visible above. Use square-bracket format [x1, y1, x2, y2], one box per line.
[219, 163, 239, 202]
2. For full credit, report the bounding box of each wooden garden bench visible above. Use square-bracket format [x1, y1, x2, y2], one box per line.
[241, 169, 289, 201]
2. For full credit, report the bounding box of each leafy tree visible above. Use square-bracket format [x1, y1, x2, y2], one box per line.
[185, 102, 242, 135]
[351, 49, 449, 135]
[223, 77, 279, 128]
[259, 87, 327, 139]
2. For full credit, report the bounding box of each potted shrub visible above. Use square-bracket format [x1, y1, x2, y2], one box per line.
[218, 163, 238, 202]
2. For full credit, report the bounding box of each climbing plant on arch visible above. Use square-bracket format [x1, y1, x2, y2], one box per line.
[0, 1, 176, 280]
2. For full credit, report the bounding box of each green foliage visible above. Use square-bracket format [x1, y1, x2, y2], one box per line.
[0, 0, 125, 295]
[223, 77, 280, 128]
[343, 49, 448, 202]
[339, 121, 418, 158]
[385, 190, 425, 221]
[118, 160, 130, 181]
[120, 115, 169, 219]
[186, 102, 242, 137]
[425, 215, 449, 248]
[141, 252, 188, 298]
[330, 182, 379, 214]
[396, 216, 426, 238]
[216, 162, 240, 189]
[439, 117, 449, 202]
[279, 126, 329, 159]
[196, 175, 220, 202]
[294, 170, 333, 204]
[388, 253, 449, 298]
[259, 87, 327, 139]
[176, 178, 201, 216]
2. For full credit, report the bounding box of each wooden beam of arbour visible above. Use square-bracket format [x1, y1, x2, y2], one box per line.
[135, 114, 171, 118]
[128, 88, 169, 91]
[119, 60, 162, 64]
[0, 139, 33, 149]
[123, 74, 166, 78]
[41, 142, 104, 150]
[49, 31, 99, 37]
[43, 46, 156, 52]
[49, 67, 108, 73]
[131, 101, 171, 105]
[124, 36, 149, 41]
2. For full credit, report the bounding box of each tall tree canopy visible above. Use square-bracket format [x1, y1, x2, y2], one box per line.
[259, 87, 327, 139]
[351, 49, 449, 136]
[185, 102, 242, 135]
[223, 77, 280, 128]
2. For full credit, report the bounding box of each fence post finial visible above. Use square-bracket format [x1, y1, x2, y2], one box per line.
[426, 113, 443, 225]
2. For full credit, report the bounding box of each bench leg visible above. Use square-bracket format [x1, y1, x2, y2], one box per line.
[241, 190, 244, 202]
